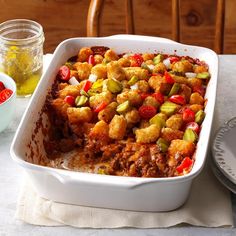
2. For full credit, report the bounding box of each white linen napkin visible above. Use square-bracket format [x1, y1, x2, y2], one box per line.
[15, 163, 233, 228]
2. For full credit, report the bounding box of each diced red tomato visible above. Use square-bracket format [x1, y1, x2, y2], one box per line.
[176, 157, 193, 174]
[138, 105, 157, 119]
[185, 122, 200, 134]
[164, 71, 175, 84]
[193, 85, 205, 97]
[169, 56, 180, 64]
[94, 101, 107, 113]
[57, 65, 70, 81]
[169, 95, 186, 105]
[130, 54, 144, 67]
[0, 81, 5, 92]
[182, 108, 195, 123]
[64, 95, 75, 106]
[88, 55, 95, 66]
[82, 80, 93, 93]
[0, 88, 13, 104]
[152, 92, 164, 104]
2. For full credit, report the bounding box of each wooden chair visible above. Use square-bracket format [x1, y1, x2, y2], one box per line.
[87, 0, 225, 53]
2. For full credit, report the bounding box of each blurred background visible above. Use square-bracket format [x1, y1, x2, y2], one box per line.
[1, 0, 234, 54]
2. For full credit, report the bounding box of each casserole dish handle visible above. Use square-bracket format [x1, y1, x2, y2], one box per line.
[107, 34, 178, 44]
[51, 171, 154, 189]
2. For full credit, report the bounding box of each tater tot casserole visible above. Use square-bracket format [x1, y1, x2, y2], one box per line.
[42, 46, 210, 178]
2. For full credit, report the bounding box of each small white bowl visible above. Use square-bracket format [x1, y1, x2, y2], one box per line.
[0, 72, 16, 133]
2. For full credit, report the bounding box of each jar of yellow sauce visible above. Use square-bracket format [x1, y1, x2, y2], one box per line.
[0, 19, 44, 96]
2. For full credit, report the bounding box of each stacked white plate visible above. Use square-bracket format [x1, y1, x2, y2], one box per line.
[211, 117, 236, 194]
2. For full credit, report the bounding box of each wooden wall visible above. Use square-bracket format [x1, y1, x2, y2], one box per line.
[0, 0, 235, 54]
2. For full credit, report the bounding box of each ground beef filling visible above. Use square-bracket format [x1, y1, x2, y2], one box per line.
[45, 132, 169, 177]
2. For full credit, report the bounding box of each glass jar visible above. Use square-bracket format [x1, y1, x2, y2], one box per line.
[0, 19, 44, 96]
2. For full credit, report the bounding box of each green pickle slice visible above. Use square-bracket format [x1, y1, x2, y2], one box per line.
[157, 138, 170, 153]
[116, 101, 130, 114]
[195, 110, 205, 124]
[168, 83, 180, 97]
[75, 95, 88, 107]
[183, 128, 198, 143]
[107, 78, 123, 93]
[153, 54, 164, 65]
[160, 101, 178, 116]
[128, 76, 139, 86]
[149, 114, 166, 128]
[196, 72, 210, 79]
[92, 79, 104, 89]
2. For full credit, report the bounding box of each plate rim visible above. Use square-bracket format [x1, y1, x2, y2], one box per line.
[212, 117, 236, 184]
[210, 156, 236, 194]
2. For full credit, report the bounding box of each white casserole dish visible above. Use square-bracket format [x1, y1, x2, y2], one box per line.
[10, 35, 218, 212]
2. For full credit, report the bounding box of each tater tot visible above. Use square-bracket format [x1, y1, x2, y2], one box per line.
[107, 61, 126, 81]
[166, 114, 183, 130]
[70, 70, 78, 79]
[118, 57, 131, 67]
[94, 54, 104, 64]
[194, 65, 208, 73]
[189, 104, 204, 113]
[116, 90, 142, 106]
[187, 77, 202, 89]
[168, 139, 195, 158]
[91, 64, 107, 79]
[189, 92, 204, 105]
[98, 102, 118, 123]
[73, 62, 92, 81]
[142, 53, 154, 61]
[145, 60, 154, 65]
[90, 120, 109, 139]
[135, 124, 161, 143]
[125, 109, 140, 124]
[148, 74, 165, 91]
[77, 47, 93, 62]
[121, 80, 129, 91]
[143, 96, 159, 109]
[171, 60, 193, 73]
[137, 80, 150, 93]
[51, 98, 71, 119]
[123, 67, 149, 80]
[109, 115, 127, 140]
[67, 107, 93, 124]
[58, 85, 81, 99]
[153, 62, 166, 74]
[89, 91, 113, 109]
[104, 49, 119, 61]
[173, 75, 188, 85]
[161, 128, 184, 142]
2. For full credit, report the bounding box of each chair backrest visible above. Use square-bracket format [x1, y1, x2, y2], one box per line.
[87, 0, 225, 53]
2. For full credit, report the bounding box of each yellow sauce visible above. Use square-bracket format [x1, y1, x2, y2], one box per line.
[2, 46, 42, 96]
